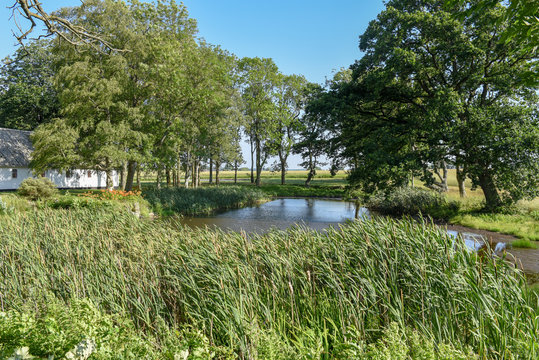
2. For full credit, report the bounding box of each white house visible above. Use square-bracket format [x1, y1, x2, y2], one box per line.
[0, 127, 119, 191]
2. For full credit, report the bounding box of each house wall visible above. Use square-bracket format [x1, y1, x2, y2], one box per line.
[0, 168, 119, 190]
[0, 168, 33, 190]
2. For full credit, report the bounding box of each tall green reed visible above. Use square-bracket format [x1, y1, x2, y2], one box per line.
[143, 186, 267, 215]
[0, 208, 536, 358]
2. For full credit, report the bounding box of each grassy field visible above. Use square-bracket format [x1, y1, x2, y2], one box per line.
[1, 208, 537, 359]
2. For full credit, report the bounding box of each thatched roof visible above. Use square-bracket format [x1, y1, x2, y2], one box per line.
[0, 128, 33, 168]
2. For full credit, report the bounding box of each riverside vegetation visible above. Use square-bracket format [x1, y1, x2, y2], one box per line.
[0, 206, 538, 359]
[143, 186, 267, 216]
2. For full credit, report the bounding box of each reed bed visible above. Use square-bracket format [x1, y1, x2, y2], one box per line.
[0, 208, 537, 358]
[143, 186, 267, 215]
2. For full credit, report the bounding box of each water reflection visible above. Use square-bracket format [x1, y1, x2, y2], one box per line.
[180, 198, 369, 233]
[180, 198, 500, 253]
[447, 230, 484, 251]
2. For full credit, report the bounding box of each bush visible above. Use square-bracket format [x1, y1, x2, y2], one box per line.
[17, 177, 58, 200]
[367, 187, 459, 218]
[40, 195, 152, 218]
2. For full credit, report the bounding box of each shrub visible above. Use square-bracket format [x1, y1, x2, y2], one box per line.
[40, 195, 152, 218]
[367, 186, 459, 218]
[17, 177, 58, 200]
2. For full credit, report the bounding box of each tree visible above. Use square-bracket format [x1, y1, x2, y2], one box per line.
[268, 74, 308, 185]
[294, 84, 329, 187]
[30, 0, 199, 190]
[237, 57, 281, 186]
[334, 0, 538, 209]
[0, 40, 59, 130]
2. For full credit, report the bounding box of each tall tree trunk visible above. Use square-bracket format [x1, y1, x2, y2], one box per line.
[209, 157, 213, 184]
[156, 167, 161, 190]
[120, 162, 127, 190]
[184, 159, 190, 188]
[478, 170, 501, 210]
[430, 160, 448, 192]
[177, 156, 182, 187]
[105, 158, 114, 190]
[125, 160, 136, 191]
[305, 153, 315, 187]
[215, 159, 220, 185]
[456, 163, 466, 198]
[194, 160, 199, 189]
[197, 160, 201, 187]
[234, 160, 238, 184]
[441, 160, 448, 192]
[305, 169, 315, 187]
[250, 138, 255, 184]
[136, 164, 141, 189]
[255, 137, 262, 186]
[166, 166, 171, 187]
[279, 149, 286, 185]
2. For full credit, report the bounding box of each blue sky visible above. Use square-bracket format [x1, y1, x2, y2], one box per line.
[1, 0, 386, 168]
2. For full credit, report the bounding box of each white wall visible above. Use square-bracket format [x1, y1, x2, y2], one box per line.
[0, 168, 33, 190]
[0, 168, 119, 190]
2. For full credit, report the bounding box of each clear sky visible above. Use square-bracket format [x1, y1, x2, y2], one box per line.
[1, 0, 386, 168]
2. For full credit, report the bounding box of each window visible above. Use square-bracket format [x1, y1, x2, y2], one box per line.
[11, 169, 17, 179]
[87, 170, 92, 178]
[66, 170, 72, 179]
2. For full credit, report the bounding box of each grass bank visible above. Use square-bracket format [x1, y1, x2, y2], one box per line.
[143, 185, 267, 216]
[364, 186, 539, 247]
[0, 208, 537, 358]
[241, 183, 346, 198]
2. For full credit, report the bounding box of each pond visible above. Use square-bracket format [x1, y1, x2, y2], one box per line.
[180, 198, 370, 233]
[180, 198, 484, 248]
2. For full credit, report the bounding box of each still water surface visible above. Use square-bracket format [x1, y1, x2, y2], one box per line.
[180, 198, 486, 250]
[180, 198, 369, 233]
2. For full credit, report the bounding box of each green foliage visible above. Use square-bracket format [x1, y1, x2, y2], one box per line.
[0, 208, 536, 358]
[17, 177, 58, 200]
[0, 194, 31, 213]
[143, 186, 266, 216]
[237, 57, 283, 186]
[451, 212, 539, 241]
[511, 239, 538, 249]
[38, 195, 151, 218]
[255, 184, 345, 198]
[0, 197, 13, 215]
[325, 0, 538, 210]
[41, 195, 113, 210]
[0, 298, 230, 359]
[348, 322, 477, 360]
[0, 40, 59, 131]
[367, 187, 459, 218]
